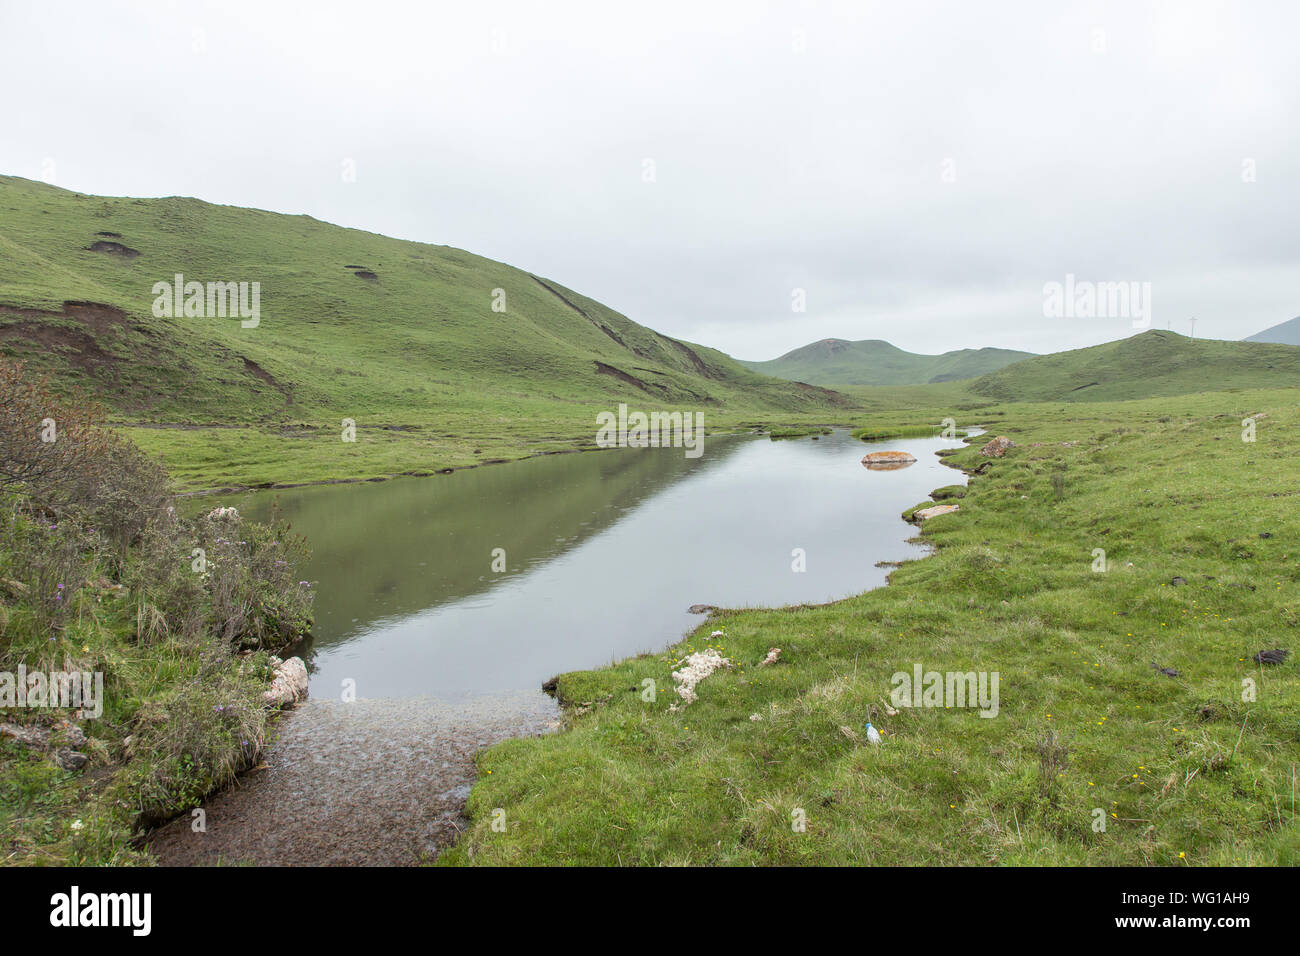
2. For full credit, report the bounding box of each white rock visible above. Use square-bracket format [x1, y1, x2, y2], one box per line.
[914, 504, 960, 521]
[263, 656, 309, 709]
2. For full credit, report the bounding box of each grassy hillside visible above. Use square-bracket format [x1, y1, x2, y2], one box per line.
[443, 387, 1300, 866]
[740, 337, 1033, 386]
[1244, 316, 1300, 346]
[0, 175, 850, 488]
[970, 330, 1300, 403]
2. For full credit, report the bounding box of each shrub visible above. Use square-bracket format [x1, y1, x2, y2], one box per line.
[0, 360, 170, 553]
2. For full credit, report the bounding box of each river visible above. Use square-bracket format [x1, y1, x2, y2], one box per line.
[147, 427, 968, 864]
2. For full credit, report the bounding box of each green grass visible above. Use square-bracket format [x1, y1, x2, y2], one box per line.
[0, 557, 280, 865]
[851, 424, 968, 442]
[970, 330, 1300, 403]
[767, 425, 833, 440]
[740, 338, 1033, 386]
[442, 387, 1300, 866]
[0, 175, 853, 490]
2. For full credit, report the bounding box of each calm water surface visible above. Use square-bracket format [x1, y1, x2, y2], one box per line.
[234, 428, 969, 699]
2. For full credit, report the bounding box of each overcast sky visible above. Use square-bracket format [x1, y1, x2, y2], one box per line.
[2, 0, 1296, 360]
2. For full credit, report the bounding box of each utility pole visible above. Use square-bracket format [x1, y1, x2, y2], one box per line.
[1190, 316, 1197, 340]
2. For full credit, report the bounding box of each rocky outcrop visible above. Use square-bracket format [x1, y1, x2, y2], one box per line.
[979, 436, 1016, 458]
[1, 719, 90, 772]
[262, 656, 310, 709]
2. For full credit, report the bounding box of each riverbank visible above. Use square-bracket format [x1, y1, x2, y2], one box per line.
[121, 412, 866, 495]
[0, 363, 315, 864]
[115, 376, 973, 496]
[441, 389, 1300, 866]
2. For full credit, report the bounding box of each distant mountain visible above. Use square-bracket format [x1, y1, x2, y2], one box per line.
[1244, 316, 1300, 345]
[738, 338, 1034, 386]
[970, 330, 1300, 403]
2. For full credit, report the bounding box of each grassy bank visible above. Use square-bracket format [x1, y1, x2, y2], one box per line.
[123, 409, 845, 493]
[851, 424, 969, 442]
[0, 363, 312, 864]
[442, 388, 1300, 865]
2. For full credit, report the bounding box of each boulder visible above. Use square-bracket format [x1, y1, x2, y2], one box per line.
[262, 656, 310, 709]
[862, 451, 917, 470]
[914, 504, 960, 521]
[1, 722, 51, 751]
[54, 748, 89, 771]
[979, 436, 1016, 458]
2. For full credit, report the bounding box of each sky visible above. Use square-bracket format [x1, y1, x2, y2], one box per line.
[2, 0, 1296, 360]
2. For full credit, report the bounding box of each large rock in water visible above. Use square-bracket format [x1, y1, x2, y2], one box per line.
[263, 656, 310, 709]
[862, 450, 917, 470]
[980, 436, 1016, 458]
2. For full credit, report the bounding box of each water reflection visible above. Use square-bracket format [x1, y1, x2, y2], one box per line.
[232, 429, 965, 698]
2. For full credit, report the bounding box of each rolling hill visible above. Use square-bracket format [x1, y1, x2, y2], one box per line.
[1244, 316, 1300, 346]
[969, 329, 1300, 403]
[739, 337, 1033, 385]
[0, 175, 848, 426]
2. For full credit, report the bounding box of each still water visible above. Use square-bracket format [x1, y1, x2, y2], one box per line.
[233, 428, 968, 699]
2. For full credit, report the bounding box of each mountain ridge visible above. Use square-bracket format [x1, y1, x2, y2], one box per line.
[1243, 316, 1300, 346]
[739, 336, 1034, 385]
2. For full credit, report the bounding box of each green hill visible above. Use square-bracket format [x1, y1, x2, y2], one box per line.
[970, 329, 1300, 403]
[0, 176, 850, 487]
[739, 337, 1033, 385]
[0, 175, 848, 420]
[1244, 316, 1300, 346]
